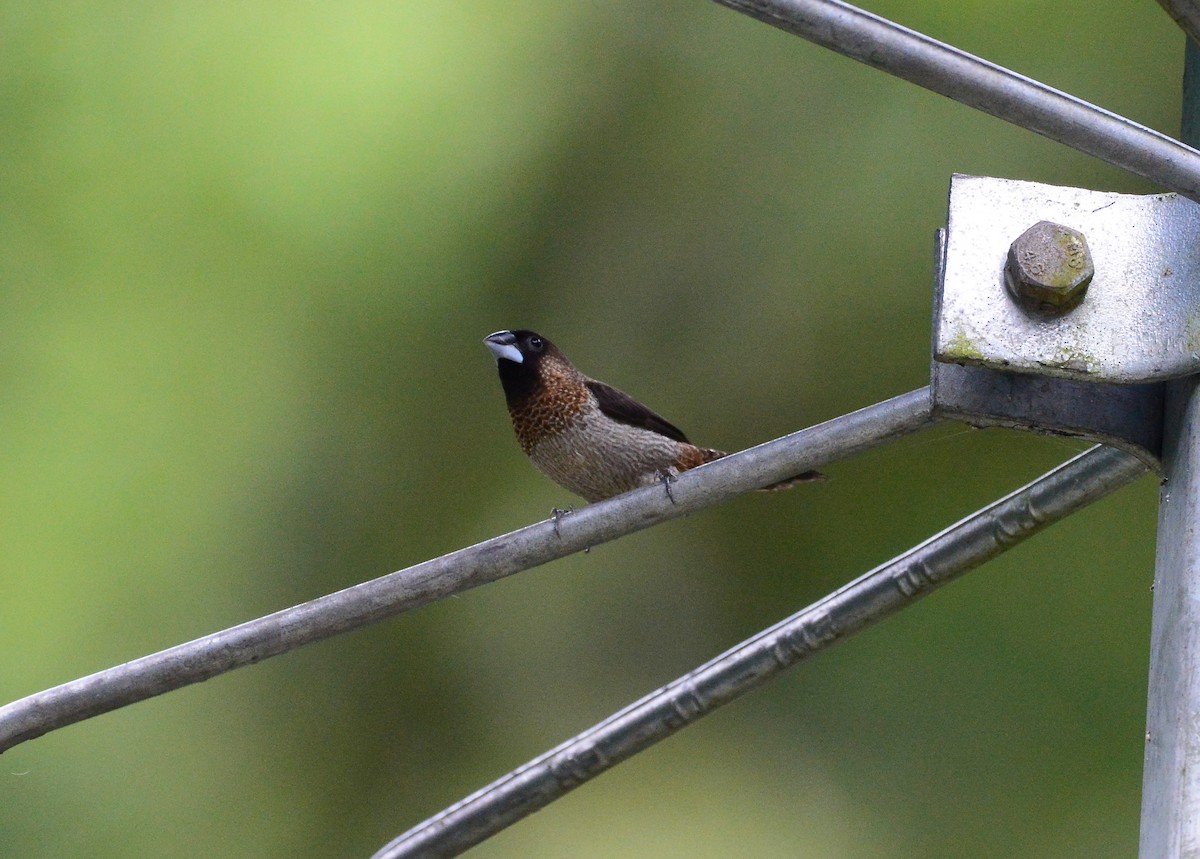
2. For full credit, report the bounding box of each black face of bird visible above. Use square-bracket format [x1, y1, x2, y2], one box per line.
[484, 329, 559, 401]
[483, 329, 551, 364]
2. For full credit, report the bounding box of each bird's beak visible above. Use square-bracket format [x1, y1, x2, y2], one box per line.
[484, 330, 523, 364]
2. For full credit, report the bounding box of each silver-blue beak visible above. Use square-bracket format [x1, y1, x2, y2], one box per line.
[484, 330, 523, 364]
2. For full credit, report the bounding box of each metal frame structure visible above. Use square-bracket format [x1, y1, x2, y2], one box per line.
[2, 1, 1199, 857]
[372, 445, 1147, 858]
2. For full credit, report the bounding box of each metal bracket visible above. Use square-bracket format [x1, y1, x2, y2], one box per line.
[931, 360, 1164, 469]
[935, 175, 1200, 384]
[927, 175, 1200, 469]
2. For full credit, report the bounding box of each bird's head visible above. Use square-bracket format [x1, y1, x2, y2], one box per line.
[483, 329, 570, 403]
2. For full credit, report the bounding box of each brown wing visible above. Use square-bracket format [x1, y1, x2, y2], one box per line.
[585, 379, 691, 444]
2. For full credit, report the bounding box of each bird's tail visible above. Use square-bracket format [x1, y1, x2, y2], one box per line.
[759, 470, 827, 491]
[690, 447, 826, 491]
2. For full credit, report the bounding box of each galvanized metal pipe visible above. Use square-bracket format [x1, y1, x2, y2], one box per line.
[374, 444, 1147, 859]
[1139, 36, 1200, 859]
[712, 0, 1200, 203]
[0, 389, 936, 754]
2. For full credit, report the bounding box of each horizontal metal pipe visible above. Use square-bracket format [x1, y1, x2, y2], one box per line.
[713, 0, 1200, 203]
[374, 444, 1147, 859]
[0, 389, 936, 754]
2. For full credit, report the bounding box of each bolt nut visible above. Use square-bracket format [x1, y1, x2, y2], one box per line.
[1004, 221, 1094, 312]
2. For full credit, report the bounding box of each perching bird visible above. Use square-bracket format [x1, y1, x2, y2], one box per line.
[484, 329, 823, 502]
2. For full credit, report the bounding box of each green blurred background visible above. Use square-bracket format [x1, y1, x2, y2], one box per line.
[0, 2, 1180, 856]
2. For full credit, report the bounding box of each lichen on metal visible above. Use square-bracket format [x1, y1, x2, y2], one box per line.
[942, 329, 986, 362]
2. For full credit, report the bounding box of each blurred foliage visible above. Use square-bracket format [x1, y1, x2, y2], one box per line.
[0, 2, 1180, 856]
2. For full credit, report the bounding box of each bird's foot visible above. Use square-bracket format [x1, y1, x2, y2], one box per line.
[550, 505, 575, 537]
[656, 469, 677, 504]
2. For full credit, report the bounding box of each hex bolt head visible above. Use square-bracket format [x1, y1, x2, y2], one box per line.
[1004, 221, 1094, 312]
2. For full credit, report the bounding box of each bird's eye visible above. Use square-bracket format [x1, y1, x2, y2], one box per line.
[528, 336, 544, 352]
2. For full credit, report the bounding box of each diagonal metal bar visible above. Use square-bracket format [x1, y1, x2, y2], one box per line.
[712, 0, 1200, 203]
[373, 444, 1147, 859]
[0, 390, 936, 755]
[1157, 0, 1200, 47]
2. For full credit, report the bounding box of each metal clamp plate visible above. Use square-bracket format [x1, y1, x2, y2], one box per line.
[935, 175, 1200, 384]
[928, 176, 1190, 469]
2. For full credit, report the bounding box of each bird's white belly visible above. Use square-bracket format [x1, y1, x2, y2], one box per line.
[528, 416, 682, 502]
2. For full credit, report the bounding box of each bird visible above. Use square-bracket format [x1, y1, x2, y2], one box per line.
[483, 329, 823, 503]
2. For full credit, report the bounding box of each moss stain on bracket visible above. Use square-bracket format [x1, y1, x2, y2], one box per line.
[1042, 344, 1099, 375]
[941, 329, 986, 363]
